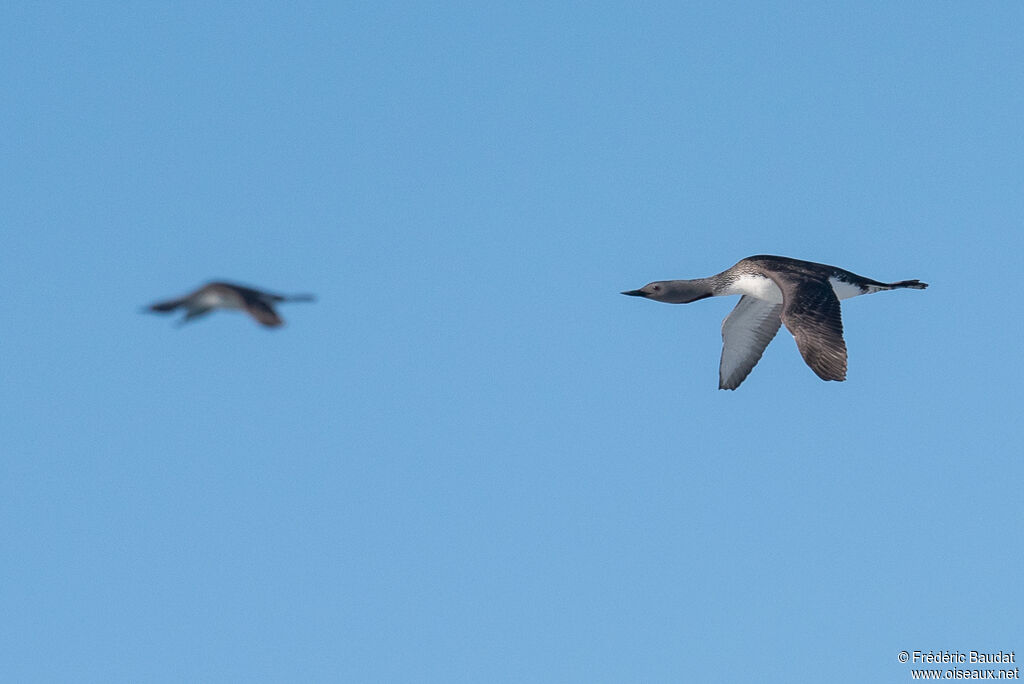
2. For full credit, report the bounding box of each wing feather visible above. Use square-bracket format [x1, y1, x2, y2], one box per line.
[244, 300, 284, 327]
[719, 296, 783, 389]
[777, 279, 847, 382]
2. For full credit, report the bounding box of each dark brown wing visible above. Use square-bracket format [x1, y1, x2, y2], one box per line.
[777, 279, 847, 382]
[243, 299, 284, 327]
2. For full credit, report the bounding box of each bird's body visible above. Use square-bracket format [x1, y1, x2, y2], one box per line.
[622, 255, 927, 389]
[147, 282, 315, 327]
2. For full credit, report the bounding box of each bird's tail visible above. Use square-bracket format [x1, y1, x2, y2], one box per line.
[282, 294, 316, 303]
[887, 279, 928, 290]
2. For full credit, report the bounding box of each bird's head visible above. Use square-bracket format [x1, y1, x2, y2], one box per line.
[621, 280, 713, 304]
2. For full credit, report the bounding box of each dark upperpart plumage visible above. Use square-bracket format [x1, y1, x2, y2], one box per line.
[622, 255, 928, 389]
[146, 281, 315, 327]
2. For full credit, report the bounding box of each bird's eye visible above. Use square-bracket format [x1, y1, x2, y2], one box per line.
[652, 285, 661, 291]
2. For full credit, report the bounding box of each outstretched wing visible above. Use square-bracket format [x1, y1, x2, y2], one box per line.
[777, 279, 847, 382]
[243, 299, 284, 327]
[719, 295, 783, 389]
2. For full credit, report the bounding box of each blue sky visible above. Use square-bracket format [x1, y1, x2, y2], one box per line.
[2, 2, 1021, 682]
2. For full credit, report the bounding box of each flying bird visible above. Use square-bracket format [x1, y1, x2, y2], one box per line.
[146, 281, 315, 327]
[622, 255, 927, 389]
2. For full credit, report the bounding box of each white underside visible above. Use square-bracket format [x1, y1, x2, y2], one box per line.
[197, 291, 244, 310]
[722, 274, 868, 302]
[721, 274, 784, 302]
[828, 276, 871, 300]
